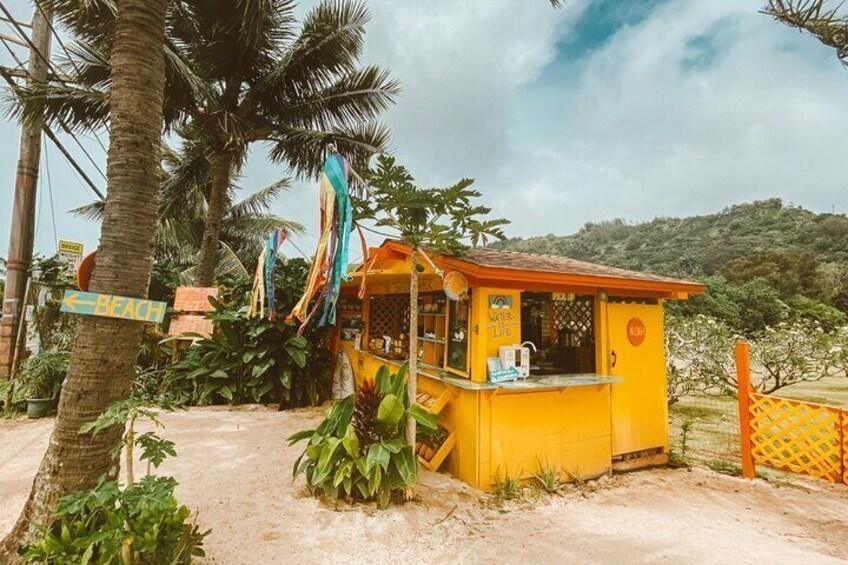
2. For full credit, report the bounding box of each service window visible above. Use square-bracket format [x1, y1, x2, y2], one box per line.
[446, 295, 470, 376]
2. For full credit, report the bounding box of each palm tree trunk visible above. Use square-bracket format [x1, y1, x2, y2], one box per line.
[194, 151, 233, 287]
[406, 248, 419, 447]
[0, 0, 168, 559]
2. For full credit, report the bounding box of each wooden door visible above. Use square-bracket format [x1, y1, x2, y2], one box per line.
[607, 301, 668, 457]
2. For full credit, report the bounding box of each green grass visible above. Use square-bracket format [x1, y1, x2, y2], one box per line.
[778, 377, 848, 407]
[669, 376, 848, 472]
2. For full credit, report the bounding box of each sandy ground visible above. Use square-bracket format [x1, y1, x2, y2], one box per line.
[2, 406, 848, 564]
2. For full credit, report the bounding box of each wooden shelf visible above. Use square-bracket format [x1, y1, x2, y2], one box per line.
[418, 312, 446, 317]
[415, 389, 450, 415]
[417, 336, 445, 344]
[418, 432, 456, 472]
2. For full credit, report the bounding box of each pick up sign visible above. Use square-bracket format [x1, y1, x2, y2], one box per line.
[60, 291, 167, 324]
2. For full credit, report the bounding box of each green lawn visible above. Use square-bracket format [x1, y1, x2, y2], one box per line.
[668, 376, 848, 472]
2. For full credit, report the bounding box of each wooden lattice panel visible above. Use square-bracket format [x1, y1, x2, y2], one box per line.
[368, 294, 409, 339]
[748, 393, 842, 482]
[552, 296, 594, 346]
[843, 412, 848, 485]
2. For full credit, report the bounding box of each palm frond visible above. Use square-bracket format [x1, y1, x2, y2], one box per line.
[765, 1, 848, 63]
[268, 121, 392, 178]
[39, 0, 118, 44]
[227, 180, 292, 218]
[223, 214, 304, 239]
[4, 81, 109, 131]
[179, 242, 251, 285]
[71, 199, 106, 221]
[255, 0, 370, 100]
[285, 66, 400, 131]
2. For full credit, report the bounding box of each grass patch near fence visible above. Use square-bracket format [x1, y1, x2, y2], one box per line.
[669, 377, 848, 469]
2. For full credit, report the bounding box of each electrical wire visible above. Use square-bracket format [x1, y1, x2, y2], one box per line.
[43, 138, 59, 251]
[0, 55, 105, 200]
[34, 1, 109, 152]
[0, 2, 108, 185]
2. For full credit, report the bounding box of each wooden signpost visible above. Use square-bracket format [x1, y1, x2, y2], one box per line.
[60, 290, 167, 324]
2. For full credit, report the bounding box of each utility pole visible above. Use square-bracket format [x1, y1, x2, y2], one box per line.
[0, 6, 53, 379]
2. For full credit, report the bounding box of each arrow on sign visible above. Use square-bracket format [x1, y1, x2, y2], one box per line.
[62, 292, 96, 311]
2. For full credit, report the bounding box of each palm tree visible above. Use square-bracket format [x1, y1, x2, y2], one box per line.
[0, 0, 169, 558]
[73, 133, 303, 282]
[14, 0, 399, 287]
[765, 1, 847, 64]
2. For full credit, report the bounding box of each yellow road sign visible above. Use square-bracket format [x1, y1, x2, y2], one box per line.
[58, 240, 84, 255]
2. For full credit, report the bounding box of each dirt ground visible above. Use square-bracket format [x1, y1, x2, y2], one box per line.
[2, 406, 848, 564]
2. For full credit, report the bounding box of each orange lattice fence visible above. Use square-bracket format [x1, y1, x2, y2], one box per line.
[735, 342, 846, 485]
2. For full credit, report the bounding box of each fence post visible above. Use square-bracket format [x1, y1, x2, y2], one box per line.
[735, 341, 755, 479]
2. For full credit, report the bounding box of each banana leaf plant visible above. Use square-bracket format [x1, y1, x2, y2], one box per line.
[289, 363, 437, 509]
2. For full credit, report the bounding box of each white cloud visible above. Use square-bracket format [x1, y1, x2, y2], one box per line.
[490, 0, 848, 236]
[5, 0, 848, 260]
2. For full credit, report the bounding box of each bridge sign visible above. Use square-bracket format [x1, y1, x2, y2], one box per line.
[60, 291, 167, 324]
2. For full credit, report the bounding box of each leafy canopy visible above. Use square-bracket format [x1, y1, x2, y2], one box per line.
[356, 155, 509, 255]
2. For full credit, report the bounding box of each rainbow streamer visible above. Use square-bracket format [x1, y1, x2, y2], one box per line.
[290, 153, 352, 330]
[249, 229, 287, 320]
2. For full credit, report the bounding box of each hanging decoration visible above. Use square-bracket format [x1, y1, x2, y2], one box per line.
[249, 229, 287, 320]
[443, 271, 469, 301]
[289, 152, 353, 331]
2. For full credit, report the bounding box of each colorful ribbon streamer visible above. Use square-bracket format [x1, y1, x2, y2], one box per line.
[290, 153, 353, 330]
[249, 229, 287, 320]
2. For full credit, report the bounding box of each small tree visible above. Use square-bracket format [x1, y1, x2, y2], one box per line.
[358, 155, 508, 446]
[665, 314, 848, 398]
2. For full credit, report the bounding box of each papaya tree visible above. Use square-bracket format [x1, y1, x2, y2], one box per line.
[356, 156, 508, 447]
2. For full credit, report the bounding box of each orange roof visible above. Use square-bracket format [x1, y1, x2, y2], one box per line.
[356, 240, 704, 297]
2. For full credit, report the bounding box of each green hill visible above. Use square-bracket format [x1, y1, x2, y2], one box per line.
[494, 199, 848, 279]
[494, 199, 848, 334]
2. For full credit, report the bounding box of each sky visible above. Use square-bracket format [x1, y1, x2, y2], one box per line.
[1, 0, 847, 265]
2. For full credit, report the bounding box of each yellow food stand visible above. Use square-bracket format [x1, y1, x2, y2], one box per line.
[334, 240, 703, 491]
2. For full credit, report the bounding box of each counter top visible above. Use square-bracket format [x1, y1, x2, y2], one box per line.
[358, 351, 620, 392]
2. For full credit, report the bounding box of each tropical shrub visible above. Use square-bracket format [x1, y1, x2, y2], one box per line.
[164, 263, 332, 407]
[22, 476, 206, 564]
[22, 399, 206, 563]
[16, 351, 69, 400]
[289, 364, 437, 509]
[29, 254, 79, 353]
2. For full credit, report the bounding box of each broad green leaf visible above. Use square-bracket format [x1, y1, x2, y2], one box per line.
[393, 445, 417, 486]
[408, 403, 438, 430]
[376, 394, 404, 428]
[381, 437, 405, 454]
[218, 386, 234, 402]
[367, 443, 390, 473]
[254, 380, 274, 401]
[342, 424, 360, 458]
[375, 365, 391, 394]
[288, 429, 315, 444]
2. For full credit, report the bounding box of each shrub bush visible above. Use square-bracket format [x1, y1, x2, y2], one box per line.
[22, 476, 206, 564]
[164, 264, 332, 407]
[289, 364, 437, 509]
[17, 351, 68, 400]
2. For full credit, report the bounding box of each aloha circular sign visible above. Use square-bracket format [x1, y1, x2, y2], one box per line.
[627, 318, 646, 346]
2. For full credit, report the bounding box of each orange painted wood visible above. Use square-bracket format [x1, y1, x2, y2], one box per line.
[735, 341, 756, 479]
[173, 286, 218, 313]
[168, 314, 213, 338]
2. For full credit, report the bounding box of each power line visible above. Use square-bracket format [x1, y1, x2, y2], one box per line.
[44, 138, 58, 251]
[0, 2, 108, 184]
[34, 1, 109, 152]
[0, 49, 105, 201]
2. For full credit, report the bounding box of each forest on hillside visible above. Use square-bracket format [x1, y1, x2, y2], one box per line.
[495, 199, 848, 335]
